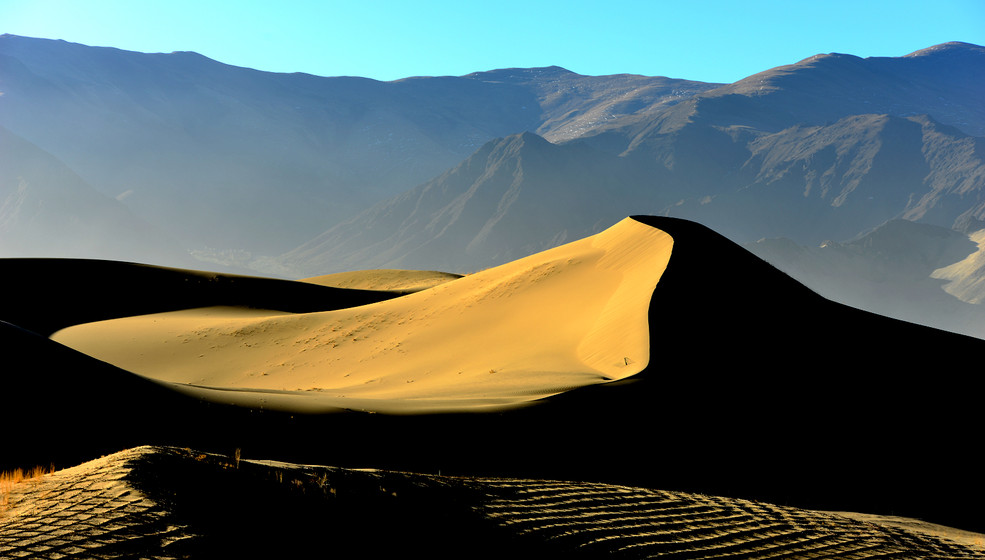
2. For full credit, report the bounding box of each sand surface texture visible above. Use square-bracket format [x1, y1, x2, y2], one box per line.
[52, 217, 672, 413]
[2, 446, 981, 559]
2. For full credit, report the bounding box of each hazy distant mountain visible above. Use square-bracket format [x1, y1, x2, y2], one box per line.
[277, 41, 985, 337]
[0, 34, 716, 258]
[747, 219, 985, 338]
[281, 131, 666, 275]
[288, 113, 985, 276]
[0, 124, 193, 266]
[287, 42, 984, 271]
[471, 66, 720, 143]
[605, 41, 985, 143]
[663, 114, 985, 245]
[579, 43, 985, 242]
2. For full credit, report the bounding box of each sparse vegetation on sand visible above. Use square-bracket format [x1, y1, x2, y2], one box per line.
[0, 465, 54, 512]
[0, 465, 53, 491]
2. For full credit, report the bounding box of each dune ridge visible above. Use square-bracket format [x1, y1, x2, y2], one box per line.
[51, 217, 673, 412]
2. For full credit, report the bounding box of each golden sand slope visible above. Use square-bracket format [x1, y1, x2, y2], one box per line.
[2, 446, 981, 559]
[51, 218, 672, 413]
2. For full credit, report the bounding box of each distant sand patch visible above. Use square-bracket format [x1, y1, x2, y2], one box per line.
[301, 269, 463, 292]
[52, 218, 672, 413]
[932, 229, 985, 303]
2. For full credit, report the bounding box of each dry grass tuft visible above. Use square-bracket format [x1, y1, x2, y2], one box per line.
[1, 464, 55, 512]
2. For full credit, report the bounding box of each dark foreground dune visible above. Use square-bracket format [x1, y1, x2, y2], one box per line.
[1, 446, 982, 559]
[2, 216, 983, 535]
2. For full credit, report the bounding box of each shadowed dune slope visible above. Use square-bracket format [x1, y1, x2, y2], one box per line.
[4, 216, 983, 532]
[2, 446, 982, 559]
[0, 320, 211, 469]
[0, 259, 400, 336]
[0, 320, 323, 474]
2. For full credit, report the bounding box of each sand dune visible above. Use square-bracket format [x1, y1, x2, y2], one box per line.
[2, 446, 982, 559]
[5, 216, 985, 535]
[52, 217, 673, 412]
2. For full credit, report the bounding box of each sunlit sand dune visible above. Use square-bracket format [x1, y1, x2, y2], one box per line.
[52, 217, 672, 412]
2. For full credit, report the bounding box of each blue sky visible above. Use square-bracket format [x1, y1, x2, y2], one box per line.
[2, 0, 983, 83]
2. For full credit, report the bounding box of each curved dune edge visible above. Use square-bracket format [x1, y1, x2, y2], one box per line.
[51, 218, 673, 413]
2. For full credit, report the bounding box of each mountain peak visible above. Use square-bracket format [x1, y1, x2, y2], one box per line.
[515, 130, 548, 142]
[480, 131, 550, 151]
[494, 131, 552, 154]
[904, 41, 985, 57]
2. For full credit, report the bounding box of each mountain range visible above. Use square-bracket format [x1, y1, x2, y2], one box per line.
[0, 34, 715, 256]
[2, 34, 985, 336]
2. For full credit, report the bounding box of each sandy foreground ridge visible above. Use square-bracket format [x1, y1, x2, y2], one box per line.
[2, 446, 982, 559]
[4, 215, 985, 556]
